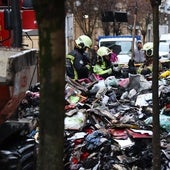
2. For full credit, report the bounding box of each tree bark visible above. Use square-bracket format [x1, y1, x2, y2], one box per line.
[33, 0, 65, 169]
[150, 0, 161, 169]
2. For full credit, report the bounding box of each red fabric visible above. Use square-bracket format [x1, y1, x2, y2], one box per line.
[108, 129, 128, 139]
[126, 129, 152, 139]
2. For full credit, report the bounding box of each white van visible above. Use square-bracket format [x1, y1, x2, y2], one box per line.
[159, 42, 170, 62]
[98, 35, 138, 65]
[160, 33, 170, 44]
[159, 34, 170, 62]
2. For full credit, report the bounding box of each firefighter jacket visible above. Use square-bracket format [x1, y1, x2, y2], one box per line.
[137, 58, 162, 75]
[93, 57, 112, 79]
[66, 48, 91, 80]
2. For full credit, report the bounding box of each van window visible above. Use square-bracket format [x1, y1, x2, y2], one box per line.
[160, 40, 166, 42]
[100, 41, 132, 55]
[159, 43, 169, 52]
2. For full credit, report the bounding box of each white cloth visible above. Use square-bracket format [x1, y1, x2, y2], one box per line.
[134, 49, 145, 63]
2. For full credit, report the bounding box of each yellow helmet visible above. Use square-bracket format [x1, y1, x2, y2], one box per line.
[75, 35, 92, 49]
[97, 46, 112, 57]
[143, 42, 153, 57]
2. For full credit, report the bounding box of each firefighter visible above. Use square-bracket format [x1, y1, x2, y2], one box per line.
[93, 46, 116, 79]
[66, 35, 92, 80]
[138, 42, 162, 76]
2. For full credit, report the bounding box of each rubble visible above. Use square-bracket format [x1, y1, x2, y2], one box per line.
[64, 71, 170, 169]
[0, 83, 40, 170]
[4, 69, 170, 169]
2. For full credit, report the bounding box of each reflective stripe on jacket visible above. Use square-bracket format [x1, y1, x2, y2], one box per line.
[66, 54, 78, 80]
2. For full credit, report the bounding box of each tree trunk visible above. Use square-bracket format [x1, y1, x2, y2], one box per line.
[33, 0, 65, 169]
[150, 0, 161, 169]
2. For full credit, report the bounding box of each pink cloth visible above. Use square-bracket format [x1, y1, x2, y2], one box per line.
[110, 52, 118, 63]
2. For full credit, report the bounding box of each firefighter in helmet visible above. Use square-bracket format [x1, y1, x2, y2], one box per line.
[66, 35, 92, 80]
[138, 42, 162, 76]
[93, 46, 115, 79]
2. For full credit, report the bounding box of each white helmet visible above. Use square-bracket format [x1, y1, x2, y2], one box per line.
[97, 46, 112, 57]
[143, 42, 153, 57]
[75, 35, 92, 49]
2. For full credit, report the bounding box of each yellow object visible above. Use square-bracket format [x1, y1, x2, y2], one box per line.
[160, 70, 170, 78]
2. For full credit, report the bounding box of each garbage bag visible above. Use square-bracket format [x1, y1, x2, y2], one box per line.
[128, 74, 140, 91]
[65, 111, 86, 130]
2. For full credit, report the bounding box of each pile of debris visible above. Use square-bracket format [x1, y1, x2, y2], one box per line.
[0, 83, 40, 170]
[6, 71, 170, 169]
[64, 73, 170, 169]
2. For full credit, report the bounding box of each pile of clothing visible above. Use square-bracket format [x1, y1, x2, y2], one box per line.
[64, 72, 170, 169]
